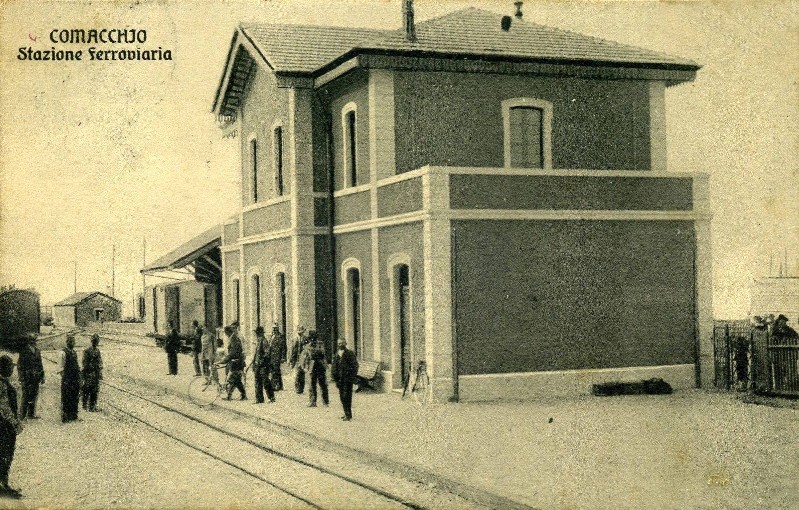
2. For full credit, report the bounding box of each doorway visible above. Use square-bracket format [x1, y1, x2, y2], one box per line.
[347, 268, 361, 357]
[398, 265, 411, 384]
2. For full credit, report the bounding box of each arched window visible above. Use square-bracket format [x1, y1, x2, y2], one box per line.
[272, 122, 284, 196]
[249, 135, 259, 202]
[502, 98, 553, 169]
[232, 278, 241, 324]
[342, 102, 358, 187]
[341, 258, 363, 358]
[251, 273, 262, 329]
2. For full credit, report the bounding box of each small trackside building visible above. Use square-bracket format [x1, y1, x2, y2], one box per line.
[53, 291, 122, 328]
[209, 6, 712, 401]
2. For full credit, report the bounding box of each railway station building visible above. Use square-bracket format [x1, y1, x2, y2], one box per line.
[153, 5, 712, 401]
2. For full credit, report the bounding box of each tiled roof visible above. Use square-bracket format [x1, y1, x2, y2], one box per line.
[239, 7, 698, 74]
[54, 292, 120, 306]
[355, 8, 699, 68]
[239, 24, 384, 73]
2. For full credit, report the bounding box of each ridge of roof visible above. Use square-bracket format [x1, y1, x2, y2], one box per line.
[54, 291, 121, 306]
[350, 7, 698, 69]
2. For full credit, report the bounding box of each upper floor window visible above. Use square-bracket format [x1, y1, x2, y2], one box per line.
[342, 103, 358, 187]
[273, 125, 284, 196]
[502, 98, 553, 169]
[250, 137, 259, 202]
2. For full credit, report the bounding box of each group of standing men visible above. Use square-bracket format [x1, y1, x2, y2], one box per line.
[163, 320, 360, 421]
[286, 325, 359, 421]
[0, 332, 103, 499]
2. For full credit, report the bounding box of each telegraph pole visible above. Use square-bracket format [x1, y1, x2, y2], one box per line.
[111, 244, 116, 298]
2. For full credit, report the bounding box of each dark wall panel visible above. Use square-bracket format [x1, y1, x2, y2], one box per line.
[394, 71, 650, 173]
[452, 220, 695, 375]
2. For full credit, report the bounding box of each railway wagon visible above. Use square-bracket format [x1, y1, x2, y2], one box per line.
[144, 280, 221, 351]
[0, 289, 40, 350]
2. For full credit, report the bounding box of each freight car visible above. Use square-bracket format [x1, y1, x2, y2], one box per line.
[0, 289, 41, 350]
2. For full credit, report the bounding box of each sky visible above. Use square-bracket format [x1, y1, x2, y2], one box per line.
[0, 0, 797, 319]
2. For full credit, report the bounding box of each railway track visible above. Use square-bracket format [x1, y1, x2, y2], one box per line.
[38, 353, 475, 510]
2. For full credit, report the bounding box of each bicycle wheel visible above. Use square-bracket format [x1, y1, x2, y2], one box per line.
[412, 374, 432, 405]
[188, 376, 220, 407]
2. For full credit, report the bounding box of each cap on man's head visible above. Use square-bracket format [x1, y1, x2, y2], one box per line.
[224, 326, 234, 335]
[255, 326, 265, 336]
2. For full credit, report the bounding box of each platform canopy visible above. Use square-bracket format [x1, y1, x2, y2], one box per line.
[141, 225, 222, 284]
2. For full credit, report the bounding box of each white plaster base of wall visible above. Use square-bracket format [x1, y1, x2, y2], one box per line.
[458, 364, 696, 402]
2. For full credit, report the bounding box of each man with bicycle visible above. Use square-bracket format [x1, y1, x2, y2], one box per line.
[221, 326, 247, 401]
[251, 326, 275, 404]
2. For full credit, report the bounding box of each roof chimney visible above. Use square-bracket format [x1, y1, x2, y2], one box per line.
[514, 1, 524, 19]
[403, 0, 417, 42]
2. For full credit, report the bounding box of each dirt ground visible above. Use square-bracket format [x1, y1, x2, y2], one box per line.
[1, 373, 310, 509]
[3, 339, 797, 509]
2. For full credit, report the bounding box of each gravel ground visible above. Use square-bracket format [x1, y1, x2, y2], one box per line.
[5, 336, 798, 509]
[2, 365, 313, 509]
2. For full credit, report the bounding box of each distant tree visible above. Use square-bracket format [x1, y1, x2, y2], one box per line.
[0, 284, 17, 293]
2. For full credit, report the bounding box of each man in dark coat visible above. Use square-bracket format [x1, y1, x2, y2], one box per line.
[0, 355, 23, 499]
[17, 334, 44, 420]
[302, 331, 329, 407]
[221, 326, 247, 400]
[58, 335, 81, 423]
[268, 325, 286, 391]
[191, 320, 203, 377]
[289, 325, 308, 394]
[333, 338, 358, 421]
[164, 322, 180, 375]
[251, 326, 275, 404]
[772, 314, 799, 342]
[81, 334, 103, 412]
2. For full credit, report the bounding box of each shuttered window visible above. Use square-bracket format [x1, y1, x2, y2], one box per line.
[508, 106, 544, 168]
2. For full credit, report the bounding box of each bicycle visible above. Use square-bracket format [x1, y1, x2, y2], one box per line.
[187, 361, 249, 407]
[401, 360, 432, 405]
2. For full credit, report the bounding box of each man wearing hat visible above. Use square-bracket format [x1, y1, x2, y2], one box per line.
[17, 334, 44, 420]
[333, 338, 359, 421]
[772, 314, 799, 342]
[302, 331, 329, 407]
[289, 325, 309, 394]
[268, 325, 286, 391]
[0, 354, 23, 498]
[81, 334, 104, 412]
[251, 326, 275, 404]
[58, 335, 81, 423]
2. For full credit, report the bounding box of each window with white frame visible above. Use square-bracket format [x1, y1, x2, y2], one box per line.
[502, 98, 553, 169]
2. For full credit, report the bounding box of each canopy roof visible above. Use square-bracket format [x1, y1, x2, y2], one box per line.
[141, 225, 221, 274]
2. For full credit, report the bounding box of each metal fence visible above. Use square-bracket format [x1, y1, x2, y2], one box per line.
[714, 321, 799, 396]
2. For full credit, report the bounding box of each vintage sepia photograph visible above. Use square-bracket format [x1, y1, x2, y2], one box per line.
[0, 0, 797, 508]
